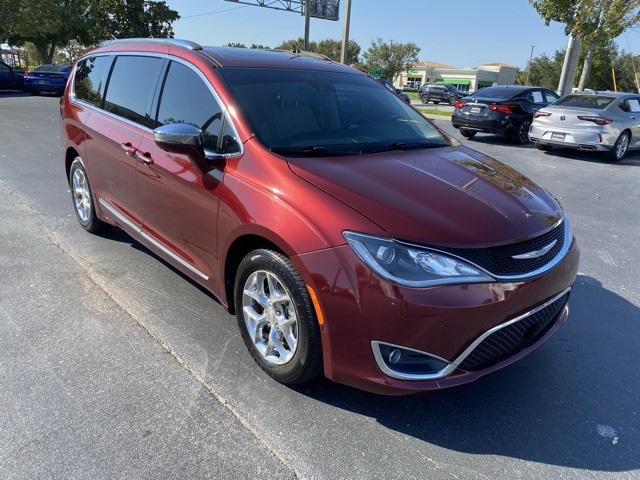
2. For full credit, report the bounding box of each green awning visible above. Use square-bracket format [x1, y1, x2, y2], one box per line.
[478, 80, 494, 87]
[436, 78, 471, 85]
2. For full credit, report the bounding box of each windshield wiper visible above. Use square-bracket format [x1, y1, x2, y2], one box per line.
[270, 146, 345, 157]
[363, 141, 447, 154]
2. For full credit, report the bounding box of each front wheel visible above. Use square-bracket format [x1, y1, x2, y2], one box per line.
[606, 131, 629, 162]
[420, 94, 429, 104]
[448, 96, 457, 106]
[69, 157, 108, 233]
[235, 249, 323, 385]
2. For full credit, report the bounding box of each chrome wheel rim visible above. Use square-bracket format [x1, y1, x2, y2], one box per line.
[242, 270, 298, 365]
[615, 134, 629, 159]
[72, 167, 91, 223]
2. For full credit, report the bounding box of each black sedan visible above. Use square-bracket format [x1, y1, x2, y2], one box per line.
[452, 85, 560, 144]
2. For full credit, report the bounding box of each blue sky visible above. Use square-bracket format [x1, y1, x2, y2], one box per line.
[165, 0, 640, 69]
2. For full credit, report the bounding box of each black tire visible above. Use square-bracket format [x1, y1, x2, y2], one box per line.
[606, 131, 630, 162]
[536, 143, 553, 151]
[460, 129, 476, 139]
[513, 120, 531, 145]
[234, 249, 323, 385]
[69, 157, 108, 233]
[420, 94, 429, 104]
[448, 96, 456, 106]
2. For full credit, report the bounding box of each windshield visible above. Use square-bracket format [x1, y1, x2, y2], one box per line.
[217, 68, 450, 155]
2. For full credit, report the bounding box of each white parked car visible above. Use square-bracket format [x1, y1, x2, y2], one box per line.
[529, 91, 640, 161]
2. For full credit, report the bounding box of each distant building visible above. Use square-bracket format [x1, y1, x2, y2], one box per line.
[398, 61, 519, 92]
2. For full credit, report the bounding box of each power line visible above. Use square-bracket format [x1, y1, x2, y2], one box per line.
[181, 5, 250, 18]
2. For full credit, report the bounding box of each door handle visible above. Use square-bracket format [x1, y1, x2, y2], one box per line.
[135, 151, 154, 165]
[120, 142, 137, 157]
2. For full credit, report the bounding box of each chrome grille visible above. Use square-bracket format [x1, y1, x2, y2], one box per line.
[438, 221, 565, 276]
[458, 292, 570, 372]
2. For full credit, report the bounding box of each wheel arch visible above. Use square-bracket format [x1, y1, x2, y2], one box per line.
[64, 147, 81, 183]
[223, 234, 285, 315]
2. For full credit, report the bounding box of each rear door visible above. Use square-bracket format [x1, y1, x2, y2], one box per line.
[622, 96, 640, 148]
[83, 54, 166, 231]
[0, 61, 15, 88]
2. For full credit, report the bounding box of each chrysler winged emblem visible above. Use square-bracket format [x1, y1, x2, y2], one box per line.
[512, 240, 557, 260]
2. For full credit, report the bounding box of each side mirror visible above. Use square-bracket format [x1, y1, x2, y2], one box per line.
[153, 123, 210, 175]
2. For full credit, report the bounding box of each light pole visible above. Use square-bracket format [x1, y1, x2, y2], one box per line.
[525, 45, 534, 85]
[340, 0, 352, 64]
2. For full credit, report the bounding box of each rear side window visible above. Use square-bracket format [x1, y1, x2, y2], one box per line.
[156, 61, 224, 152]
[74, 56, 111, 106]
[103, 55, 164, 127]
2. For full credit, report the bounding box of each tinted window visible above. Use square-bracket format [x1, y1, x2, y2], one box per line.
[0, 63, 9, 73]
[472, 86, 527, 100]
[218, 68, 449, 153]
[74, 56, 111, 107]
[554, 94, 615, 109]
[156, 61, 224, 152]
[104, 55, 164, 127]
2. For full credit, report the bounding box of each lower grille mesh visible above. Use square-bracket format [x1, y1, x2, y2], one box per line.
[459, 292, 570, 372]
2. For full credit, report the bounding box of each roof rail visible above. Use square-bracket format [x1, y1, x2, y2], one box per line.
[100, 38, 203, 50]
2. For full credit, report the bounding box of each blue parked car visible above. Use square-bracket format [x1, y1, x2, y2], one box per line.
[24, 64, 71, 96]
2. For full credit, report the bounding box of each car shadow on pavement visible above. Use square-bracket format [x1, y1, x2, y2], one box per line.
[297, 274, 640, 474]
[537, 148, 640, 166]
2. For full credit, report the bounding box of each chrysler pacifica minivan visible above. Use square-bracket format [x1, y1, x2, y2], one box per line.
[60, 39, 579, 395]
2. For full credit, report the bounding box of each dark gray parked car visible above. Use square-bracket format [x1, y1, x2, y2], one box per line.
[419, 83, 469, 105]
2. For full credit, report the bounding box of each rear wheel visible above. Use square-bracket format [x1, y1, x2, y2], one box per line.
[606, 131, 629, 162]
[420, 94, 429, 104]
[460, 129, 476, 139]
[513, 120, 531, 145]
[69, 157, 108, 233]
[235, 249, 323, 385]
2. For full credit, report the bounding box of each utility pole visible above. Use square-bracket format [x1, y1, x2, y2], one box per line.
[339, 0, 352, 64]
[525, 45, 534, 85]
[557, 34, 581, 96]
[304, 0, 311, 50]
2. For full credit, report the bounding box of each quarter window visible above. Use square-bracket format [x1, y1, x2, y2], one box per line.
[103, 55, 164, 127]
[156, 61, 224, 152]
[74, 56, 111, 106]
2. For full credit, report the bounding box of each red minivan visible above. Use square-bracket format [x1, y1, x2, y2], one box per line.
[60, 39, 579, 395]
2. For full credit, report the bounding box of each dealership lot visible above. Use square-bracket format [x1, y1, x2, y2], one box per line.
[1, 92, 639, 479]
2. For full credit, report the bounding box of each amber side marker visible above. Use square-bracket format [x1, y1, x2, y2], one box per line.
[306, 285, 325, 325]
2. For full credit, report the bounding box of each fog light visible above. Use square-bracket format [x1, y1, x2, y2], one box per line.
[388, 348, 402, 364]
[374, 342, 451, 379]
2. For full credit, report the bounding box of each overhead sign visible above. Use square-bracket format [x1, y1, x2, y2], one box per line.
[369, 70, 382, 77]
[224, 0, 340, 21]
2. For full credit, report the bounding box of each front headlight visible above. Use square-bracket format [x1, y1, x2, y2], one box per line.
[344, 231, 494, 287]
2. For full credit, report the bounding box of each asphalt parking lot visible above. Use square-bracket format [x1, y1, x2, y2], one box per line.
[1, 92, 639, 479]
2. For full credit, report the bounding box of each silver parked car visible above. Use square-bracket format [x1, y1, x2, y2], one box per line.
[529, 91, 640, 161]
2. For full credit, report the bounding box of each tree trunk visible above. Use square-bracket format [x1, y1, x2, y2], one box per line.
[35, 42, 57, 65]
[577, 42, 596, 91]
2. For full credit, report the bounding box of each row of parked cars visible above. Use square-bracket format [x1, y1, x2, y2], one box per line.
[448, 84, 639, 162]
[0, 59, 71, 95]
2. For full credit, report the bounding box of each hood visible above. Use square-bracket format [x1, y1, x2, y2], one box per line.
[287, 145, 563, 248]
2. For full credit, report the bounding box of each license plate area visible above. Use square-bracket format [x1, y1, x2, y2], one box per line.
[470, 106, 482, 114]
[551, 132, 565, 141]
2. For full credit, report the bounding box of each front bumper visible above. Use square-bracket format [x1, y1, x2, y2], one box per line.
[296, 238, 580, 395]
